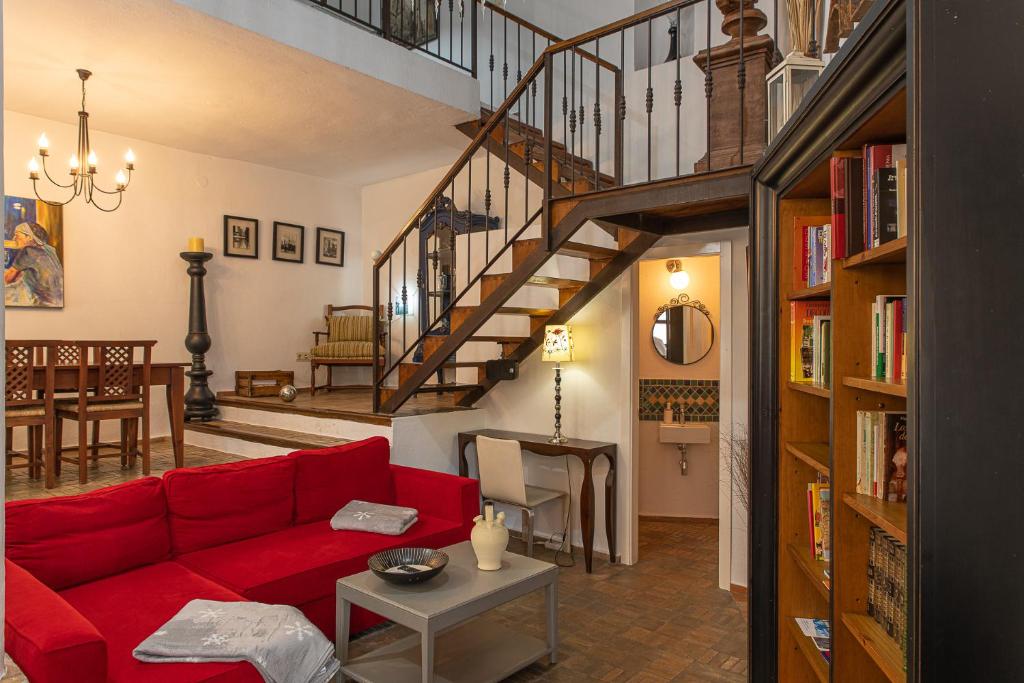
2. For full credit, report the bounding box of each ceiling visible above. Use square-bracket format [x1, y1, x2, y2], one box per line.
[3, 0, 473, 185]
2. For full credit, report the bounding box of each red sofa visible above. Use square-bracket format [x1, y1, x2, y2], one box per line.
[4, 436, 479, 683]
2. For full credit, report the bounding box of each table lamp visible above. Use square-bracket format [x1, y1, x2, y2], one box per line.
[542, 324, 574, 444]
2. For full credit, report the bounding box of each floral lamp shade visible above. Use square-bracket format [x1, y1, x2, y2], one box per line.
[542, 325, 574, 363]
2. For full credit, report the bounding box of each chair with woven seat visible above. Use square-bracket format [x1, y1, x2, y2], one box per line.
[309, 304, 385, 396]
[5, 341, 57, 487]
[476, 434, 570, 558]
[55, 340, 155, 484]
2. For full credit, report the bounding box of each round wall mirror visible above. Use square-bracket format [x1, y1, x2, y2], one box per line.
[652, 297, 714, 365]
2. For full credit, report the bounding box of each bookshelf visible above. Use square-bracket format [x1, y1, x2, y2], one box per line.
[771, 99, 909, 682]
[751, 2, 914, 680]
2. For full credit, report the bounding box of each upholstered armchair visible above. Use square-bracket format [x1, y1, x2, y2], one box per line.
[310, 305, 385, 396]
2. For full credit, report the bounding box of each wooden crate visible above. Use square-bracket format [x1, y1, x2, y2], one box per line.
[235, 370, 294, 397]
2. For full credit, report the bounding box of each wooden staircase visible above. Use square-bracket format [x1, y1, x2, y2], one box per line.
[373, 0, 762, 414]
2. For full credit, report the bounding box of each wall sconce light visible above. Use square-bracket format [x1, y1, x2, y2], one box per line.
[667, 259, 690, 290]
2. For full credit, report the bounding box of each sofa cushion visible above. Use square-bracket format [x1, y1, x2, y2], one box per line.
[311, 341, 374, 359]
[163, 455, 295, 555]
[176, 514, 467, 608]
[60, 562, 260, 683]
[6, 478, 171, 590]
[327, 314, 374, 343]
[290, 437, 395, 524]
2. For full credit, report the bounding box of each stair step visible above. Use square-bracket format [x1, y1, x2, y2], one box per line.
[183, 420, 348, 451]
[497, 306, 556, 317]
[515, 238, 619, 262]
[410, 383, 483, 394]
[399, 361, 487, 385]
[527, 275, 587, 289]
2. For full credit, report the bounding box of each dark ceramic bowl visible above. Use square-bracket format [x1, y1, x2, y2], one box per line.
[368, 547, 449, 585]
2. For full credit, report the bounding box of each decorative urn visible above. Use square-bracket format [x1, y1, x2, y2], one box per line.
[470, 504, 509, 571]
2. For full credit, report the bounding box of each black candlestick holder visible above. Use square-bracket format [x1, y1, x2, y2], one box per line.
[180, 251, 217, 421]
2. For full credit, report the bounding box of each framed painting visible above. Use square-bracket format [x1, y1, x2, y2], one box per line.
[272, 222, 304, 263]
[315, 227, 344, 267]
[4, 196, 65, 308]
[223, 215, 259, 259]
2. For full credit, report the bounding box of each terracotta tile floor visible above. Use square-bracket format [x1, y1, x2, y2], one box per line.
[3, 443, 747, 681]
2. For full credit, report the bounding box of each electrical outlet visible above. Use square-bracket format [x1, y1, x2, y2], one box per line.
[296, 351, 311, 361]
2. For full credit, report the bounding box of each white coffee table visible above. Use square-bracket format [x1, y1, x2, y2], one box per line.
[335, 541, 558, 683]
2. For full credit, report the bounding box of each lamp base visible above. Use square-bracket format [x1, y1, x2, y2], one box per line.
[549, 435, 569, 445]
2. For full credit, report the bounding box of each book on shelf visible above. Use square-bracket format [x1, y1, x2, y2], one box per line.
[806, 473, 830, 561]
[868, 527, 909, 668]
[811, 315, 832, 387]
[856, 411, 908, 502]
[871, 295, 907, 380]
[790, 301, 831, 383]
[793, 216, 833, 289]
[829, 151, 862, 259]
[895, 158, 908, 240]
[794, 618, 831, 664]
[862, 143, 908, 248]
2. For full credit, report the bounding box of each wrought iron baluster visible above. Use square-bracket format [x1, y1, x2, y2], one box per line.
[459, 0, 465, 69]
[595, 37, 602, 189]
[402, 235, 408, 355]
[647, 17, 654, 183]
[449, 0, 454, 64]
[489, 9, 495, 111]
[562, 50, 569, 177]
[578, 51, 585, 166]
[617, 29, 626, 185]
[388, 255, 393, 372]
[449, 180, 456, 296]
[569, 51, 576, 194]
[503, 16, 509, 101]
[485, 127, 492, 263]
[531, 34, 538, 129]
[705, 0, 713, 172]
[675, 6, 682, 177]
[524, 89, 530, 227]
[738, 0, 746, 164]
[504, 109, 510, 244]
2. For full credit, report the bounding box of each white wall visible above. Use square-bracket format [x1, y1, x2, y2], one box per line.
[4, 110, 364, 440]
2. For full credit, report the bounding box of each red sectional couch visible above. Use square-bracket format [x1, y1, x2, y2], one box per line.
[4, 436, 479, 683]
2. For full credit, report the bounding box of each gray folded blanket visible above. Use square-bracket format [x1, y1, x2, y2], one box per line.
[330, 499, 418, 535]
[133, 600, 339, 683]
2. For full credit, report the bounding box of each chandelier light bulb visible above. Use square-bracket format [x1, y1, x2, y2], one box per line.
[37, 133, 49, 152]
[125, 148, 136, 164]
[28, 158, 40, 179]
[670, 270, 691, 290]
[87, 150, 98, 168]
[69, 154, 80, 171]
[115, 169, 127, 189]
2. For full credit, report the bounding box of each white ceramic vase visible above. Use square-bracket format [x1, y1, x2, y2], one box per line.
[471, 504, 509, 571]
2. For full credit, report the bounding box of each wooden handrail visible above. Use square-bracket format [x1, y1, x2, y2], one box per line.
[475, 0, 619, 72]
[548, 0, 703, 52]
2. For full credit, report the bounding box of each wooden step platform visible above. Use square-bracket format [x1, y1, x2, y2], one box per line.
[183, 420, 349, 451]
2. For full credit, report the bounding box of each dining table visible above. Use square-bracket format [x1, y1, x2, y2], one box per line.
[31, 361, 188, 485]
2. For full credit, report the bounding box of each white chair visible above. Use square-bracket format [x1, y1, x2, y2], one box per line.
[476, 435, 569, 558]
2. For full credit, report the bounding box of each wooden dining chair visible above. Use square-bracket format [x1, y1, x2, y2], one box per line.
[53, 341, 118, 466]
[5, 341, 57, 487]
[55, 341, 156, 484]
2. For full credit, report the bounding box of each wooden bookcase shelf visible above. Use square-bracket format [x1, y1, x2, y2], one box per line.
[787, 381, 831, 399]
[844, 236, 907, 268]
[786, 442, 830, 475]
[842, 613, 907, 683]
[787, 543, 831, 600]
[843, 493, 908, 543]
[842, 376, 907, 397]
[768, 81, 911, 682]
[788, 281, 832, 300]
[786, 617, 830, 683]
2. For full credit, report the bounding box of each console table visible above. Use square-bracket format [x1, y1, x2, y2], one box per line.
[457, 428, 617, 573]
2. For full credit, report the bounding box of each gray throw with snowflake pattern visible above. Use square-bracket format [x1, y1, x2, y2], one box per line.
[133, 600, 339, 683]
[330, 499, 418, 535]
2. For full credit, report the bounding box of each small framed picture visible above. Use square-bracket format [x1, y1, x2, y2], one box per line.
[272, 222, 305, 263]
[223, 215, 259, 259]
[316, 228, 345, 267]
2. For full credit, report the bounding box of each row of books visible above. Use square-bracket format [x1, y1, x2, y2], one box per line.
[868, 527, 909, 667]
[790, 301, 831, 384]
[829, 142, 908, 259]
[872, 295, 907, 381]
[794, 618, 831, 664]
[795, 221, 833, 288]
[856, 411, 908, 502]
[807, 474, 831, 562]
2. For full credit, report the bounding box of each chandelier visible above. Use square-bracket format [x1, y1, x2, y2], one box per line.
[27, 69, 136, 213]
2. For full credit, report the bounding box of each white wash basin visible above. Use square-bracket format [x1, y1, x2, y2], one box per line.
[658, 423, 711, 445]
